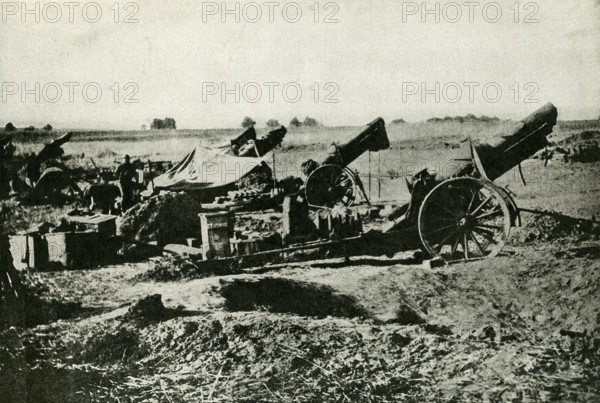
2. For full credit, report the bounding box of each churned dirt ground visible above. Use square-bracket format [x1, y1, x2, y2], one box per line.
[3, 239, 599, 402]
[1, 131, 600, 401]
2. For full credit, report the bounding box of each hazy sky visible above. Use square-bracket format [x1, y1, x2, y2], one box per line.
[1, 0, 599, 129]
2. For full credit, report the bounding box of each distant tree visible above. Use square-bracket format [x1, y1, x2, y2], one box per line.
[43, 124, 53, 131]
[4, 122, 16, 132]
[150, 118, 176, 130]
[141, 124, 147, 131]
[241, 116, 256, 128]
[391, 118, 406, 125]
[151, 118, 164, 130]
[303, 116, 319, 127]
[24, 126, 35, 132]
[266, 119, 280, 128]
[163, 117, 176, 130]
[290, 117, 302, 127]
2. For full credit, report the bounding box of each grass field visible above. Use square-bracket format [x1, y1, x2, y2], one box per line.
[7, 118, 600, 205]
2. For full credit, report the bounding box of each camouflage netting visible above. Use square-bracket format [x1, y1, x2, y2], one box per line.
[235, 162, 273, 193]
[119, 192, 203, 245]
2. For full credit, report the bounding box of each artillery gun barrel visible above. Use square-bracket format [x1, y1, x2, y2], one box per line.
[230, 127, 257, 151]
[320, 117, 390, 168]
[436, 103, 558, 182]
[474, 102, 557, 180]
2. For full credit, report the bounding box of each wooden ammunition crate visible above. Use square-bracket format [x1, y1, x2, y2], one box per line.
[199, 212, 234, 260]
[44, 231, 118, 269]
[8, 233, 48, 271]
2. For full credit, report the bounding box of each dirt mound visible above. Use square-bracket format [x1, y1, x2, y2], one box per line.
[566, 142, 600, 163]
[545, 131, 600, 163]
[0, 269, 92, 330]
[558, 130, 600, 145]
[219, 277, 375, 320]
[0, 339, 116, 403]
[122, 294, 169, 325]
[74, 325, 148, 364]
[25, 312, 597, 401]
[511, 211, 599, 244]
[4, 249, 600, 401]
[119, 192, 203, 245]
[140, 255, 238, 282]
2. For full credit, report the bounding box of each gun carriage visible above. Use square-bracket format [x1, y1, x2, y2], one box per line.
[303, 117, 390, 208]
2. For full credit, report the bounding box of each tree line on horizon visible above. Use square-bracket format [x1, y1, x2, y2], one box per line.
[4, 122, 53, 132]
[150, 117, 177, 130]
[241, 116, 320, 129]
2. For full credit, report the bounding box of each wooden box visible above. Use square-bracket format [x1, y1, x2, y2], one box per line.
[45, 231, 101, 269]
[199, 212, 233, 260]
[8, 233, 48, 271]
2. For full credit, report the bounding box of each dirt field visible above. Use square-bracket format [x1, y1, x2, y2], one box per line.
[1, 121, 600, 402]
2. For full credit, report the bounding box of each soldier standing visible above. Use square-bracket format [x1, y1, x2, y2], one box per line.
[115, 155, 138, 212]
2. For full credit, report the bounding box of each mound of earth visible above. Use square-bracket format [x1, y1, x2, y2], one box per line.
[511, 211, 599, 244]
[122, 294, 170, 326]
[566, 143, 600, 163]
[5, 308, 599, 402]
[141, 255, 238, 282]
[119, 192, 203, 245]
[0, 265, 89, 330]
[537, 130, 600, 163]
[558, 130, 600, 145]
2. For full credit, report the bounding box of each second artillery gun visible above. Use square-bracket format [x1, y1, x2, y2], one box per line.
[301, 117, 390, 208]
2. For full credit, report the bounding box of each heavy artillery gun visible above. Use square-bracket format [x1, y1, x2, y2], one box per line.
[383, 102, 558, 261]
[302, 117, 390, 207]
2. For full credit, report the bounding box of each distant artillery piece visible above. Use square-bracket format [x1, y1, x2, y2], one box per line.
[144, 126, 287, 199]
[233, 125, 287, 158]
[0, 134, 16, 156]
[302, 117, 390, 208]
[1, 132, 74, 200]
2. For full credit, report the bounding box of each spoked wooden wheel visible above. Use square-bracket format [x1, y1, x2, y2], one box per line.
[305, 164, 357, 208]
[418, 177, 511, 261]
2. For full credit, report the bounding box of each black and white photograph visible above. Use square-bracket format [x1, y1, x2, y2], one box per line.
[1, 0, 599, 401]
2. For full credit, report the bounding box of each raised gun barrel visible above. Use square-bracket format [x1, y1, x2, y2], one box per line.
[394, 103, 559, 226]
[432, 102, 558, 183]
[473, 102, 557, 180]
[320, 117, 390, 168]
[302, 117, 390, 208]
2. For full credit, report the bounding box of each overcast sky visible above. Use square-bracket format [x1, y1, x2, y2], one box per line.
[1, 0, 599, 129]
